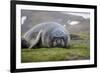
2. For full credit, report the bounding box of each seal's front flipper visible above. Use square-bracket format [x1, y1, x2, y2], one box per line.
[29, 30, 42, 49]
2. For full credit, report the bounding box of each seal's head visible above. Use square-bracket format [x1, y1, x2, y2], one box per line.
[50, 28, 68, 47]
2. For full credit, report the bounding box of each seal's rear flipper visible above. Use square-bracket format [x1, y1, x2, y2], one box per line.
[21, 38, 30, 48]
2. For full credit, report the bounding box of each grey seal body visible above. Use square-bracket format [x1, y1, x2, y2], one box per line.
[22, 22, 70, 48]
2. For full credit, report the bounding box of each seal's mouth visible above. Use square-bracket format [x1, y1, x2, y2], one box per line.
[52, 37, 65, 47]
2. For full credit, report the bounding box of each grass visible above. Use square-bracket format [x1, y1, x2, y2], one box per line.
[21, 32, 90, 63]
[21, 42, 90, 62]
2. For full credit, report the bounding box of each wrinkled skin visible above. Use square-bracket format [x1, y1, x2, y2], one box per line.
[22, 22, 70, 49]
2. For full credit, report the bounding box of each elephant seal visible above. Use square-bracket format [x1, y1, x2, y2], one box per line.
[22, 22, 70, 48]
